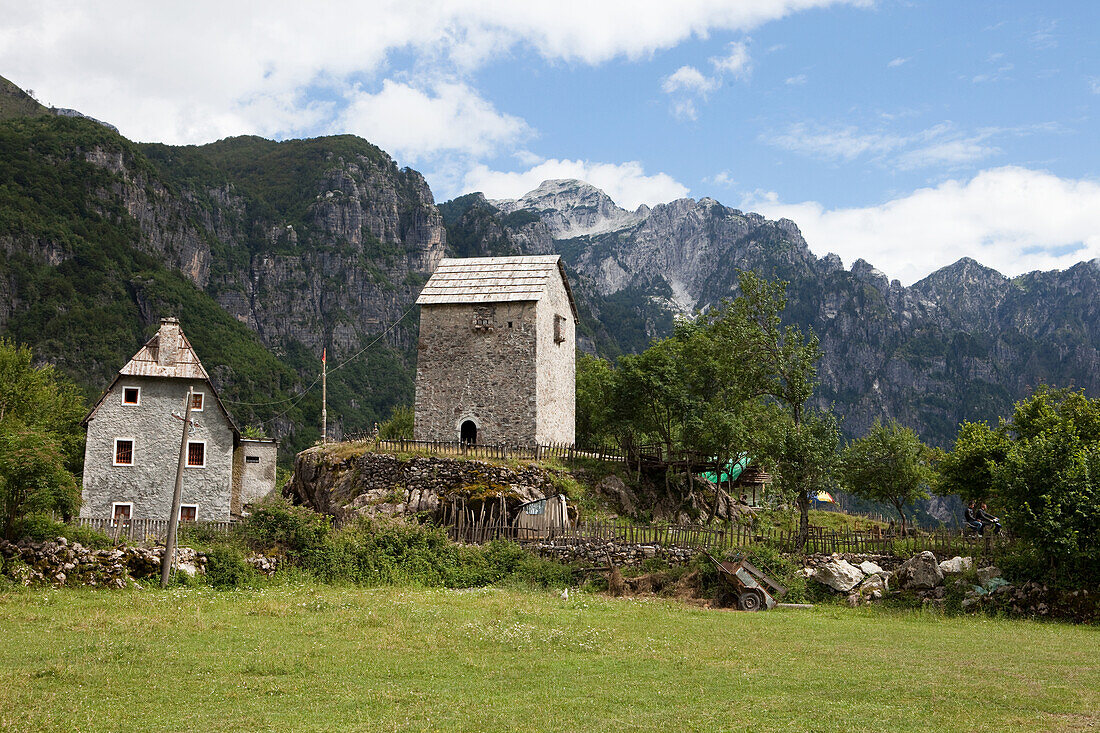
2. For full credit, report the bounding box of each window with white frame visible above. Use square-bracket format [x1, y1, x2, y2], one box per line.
[111, 502, 133, 523]
[122, 386, 140, 405]
[186, 441, 205, 467]
[113, 438, 134, 466]
[179, 505, 198, 522]
[190, 392, 204, 411]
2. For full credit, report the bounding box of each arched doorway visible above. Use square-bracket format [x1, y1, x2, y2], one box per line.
[460, 420, 477, 445]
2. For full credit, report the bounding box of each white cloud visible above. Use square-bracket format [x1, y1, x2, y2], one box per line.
[335, 80, 530, 163]
[887, 57, 909, 68]
[0, 0, 867, 145]
[705, 171, 737, 187]
[710, 41, 752, 78]
[765, 121, 1011, 170]
[462, 159, 689, 210]
[1089, 77, 1100, 94]
[785, 74, 808, 85]
[741, 167, 1100, 284]
[661, 66, 719, 95]
[661, 40, 752, 120]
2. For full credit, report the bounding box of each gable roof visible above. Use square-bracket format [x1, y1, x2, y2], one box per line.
[415, 255, 579, 320]
[83, 318, 239, 435]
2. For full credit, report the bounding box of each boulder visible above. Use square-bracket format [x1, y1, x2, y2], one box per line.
[976, 566, 1001, 586]
[860, 574, 887, 595]
[895, 551, 944, 590]
[813, 559, 864, 592]
[858, 560, 884, 575]
[938, 556, 972, 574]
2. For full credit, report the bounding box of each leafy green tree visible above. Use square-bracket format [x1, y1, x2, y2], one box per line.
[841, 419, 936, 534]
[997, 388, 1100, 579]
[0, 424, 80, 538]
[0, 338, 86, 474]
[575, 352, 616, 448]
[936, 420, 1010, 505]
[707, 271, 828, 548]
[379, 405, 414, 440]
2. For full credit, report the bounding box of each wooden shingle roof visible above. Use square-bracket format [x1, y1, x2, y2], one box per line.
[416, 255, 578, 319]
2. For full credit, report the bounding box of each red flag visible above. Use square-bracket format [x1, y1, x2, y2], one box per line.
[322, 347, 326, 364]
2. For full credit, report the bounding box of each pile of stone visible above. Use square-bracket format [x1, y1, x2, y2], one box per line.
[804, 550, 980, 607]
[0, 537, 208, 588]
[960, 574, 1099, 623]
[527, 539, 698, 567]
[247, 555, 280, 576]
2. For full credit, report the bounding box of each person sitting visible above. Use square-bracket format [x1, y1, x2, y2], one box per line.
[964, 501, 984, 535]
[977, 503, 1002, 535]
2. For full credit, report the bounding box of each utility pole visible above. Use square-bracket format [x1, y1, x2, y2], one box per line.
[161, 386, 194, 589]
[321, 347, 327, 445]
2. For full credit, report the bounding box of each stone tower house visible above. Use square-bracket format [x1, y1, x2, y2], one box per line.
[80, 318, 278, 522]
[414, 255, 577, 446]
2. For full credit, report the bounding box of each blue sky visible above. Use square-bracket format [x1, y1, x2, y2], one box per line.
[3, 0, 1099, 282]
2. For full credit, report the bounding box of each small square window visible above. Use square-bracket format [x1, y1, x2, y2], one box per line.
[122, 387, 140, 405]
[245, 455, 260, 464]
[554, 314, 566, 344]
[187, 442, 205, 467]
[190, 392, 204, 411]
[179, 505, 198, 522]
[112, 503, 132, 522]
[114, 439, 134, 466]
[508, 321, 513, 329]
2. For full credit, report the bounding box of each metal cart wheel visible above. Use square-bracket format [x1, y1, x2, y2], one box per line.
[739, 589, 765, 612]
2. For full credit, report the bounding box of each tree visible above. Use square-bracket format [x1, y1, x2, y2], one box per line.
[841, 419, 936, 534]
[707, 271, 829, 548]
[575, 352, 616, 449]
[936, 420, 1010, 506]
[996, 387, 1100, 579]
[379, 405, 414, 440]
[0, 339, 86, 537]
[0, 338, 86, 474]
[0, 424, 80, 538]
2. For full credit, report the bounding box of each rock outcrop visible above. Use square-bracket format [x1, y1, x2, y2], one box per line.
[288, 446, 561, 519]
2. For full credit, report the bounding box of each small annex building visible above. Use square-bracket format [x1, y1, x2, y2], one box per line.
[80, 318, 278, 523]
[414, 255, 577, 446]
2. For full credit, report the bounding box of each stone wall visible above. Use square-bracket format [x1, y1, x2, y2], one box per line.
[535, 267, 576, 445]
[82, 376, 236, 521]
[525, 539, 698, 567]
[415, 301, 539, 445]
[289, 447, 562, 518]
[234, 438, 279, 513]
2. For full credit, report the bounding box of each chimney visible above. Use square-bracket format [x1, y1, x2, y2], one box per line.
[157, 317, 180, 366]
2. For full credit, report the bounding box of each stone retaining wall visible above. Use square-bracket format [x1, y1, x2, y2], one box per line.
[524, 539, 699, 567]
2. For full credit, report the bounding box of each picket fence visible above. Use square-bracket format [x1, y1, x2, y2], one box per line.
[76, 517, 233, 544]
[447, 515, 1008, 559]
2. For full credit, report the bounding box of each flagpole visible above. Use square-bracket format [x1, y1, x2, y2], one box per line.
[321, 348, 327, 446]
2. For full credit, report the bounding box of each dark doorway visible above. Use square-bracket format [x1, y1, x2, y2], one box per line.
[460, 420, 477, 445]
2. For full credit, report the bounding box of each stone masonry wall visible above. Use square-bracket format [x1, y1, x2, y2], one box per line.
[535, 269, 576, 445]
[289, 447, 561, 518]
[415, 301, 539, 444]
[81, 377, 235, 521]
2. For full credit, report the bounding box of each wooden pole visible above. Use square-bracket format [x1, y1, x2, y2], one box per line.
[321, 348, 327, 445]
[161, 386, 194, 589]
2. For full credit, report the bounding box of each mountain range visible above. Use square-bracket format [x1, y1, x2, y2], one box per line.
[2, 74, 1098, 464]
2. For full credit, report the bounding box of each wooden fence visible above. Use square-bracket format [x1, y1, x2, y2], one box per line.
[367, 438, 629, 464]
[446, 515, 1007, 559]
[76, 517, 233, 545]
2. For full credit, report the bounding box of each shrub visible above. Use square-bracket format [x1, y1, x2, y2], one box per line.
[239, 500, 334, 570]
[205, 545, 257, 589]
[8, 514, 113, 549]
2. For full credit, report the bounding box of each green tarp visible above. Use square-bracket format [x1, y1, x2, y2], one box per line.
[698, 455, 751, 484]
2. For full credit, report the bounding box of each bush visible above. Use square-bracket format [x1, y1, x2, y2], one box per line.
[238, 500, 334, 570]
[205, 545, 257, 589]
[8, 514, 113, 549]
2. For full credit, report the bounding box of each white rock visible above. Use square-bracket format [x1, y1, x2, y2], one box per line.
[976, 566, 1002, 586]
[859, 560, 884, 575]
[813, 559, 865, 592]
[896, 551, 944, 590]
[938, 556, 973, 574]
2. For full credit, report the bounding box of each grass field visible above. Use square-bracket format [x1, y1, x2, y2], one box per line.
[0, 585, 1096, 732]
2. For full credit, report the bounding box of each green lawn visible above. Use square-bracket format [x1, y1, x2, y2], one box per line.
[0, 585, 1096, 732]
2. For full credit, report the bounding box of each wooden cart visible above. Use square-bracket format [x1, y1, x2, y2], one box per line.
[704, 551, 788, 611]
